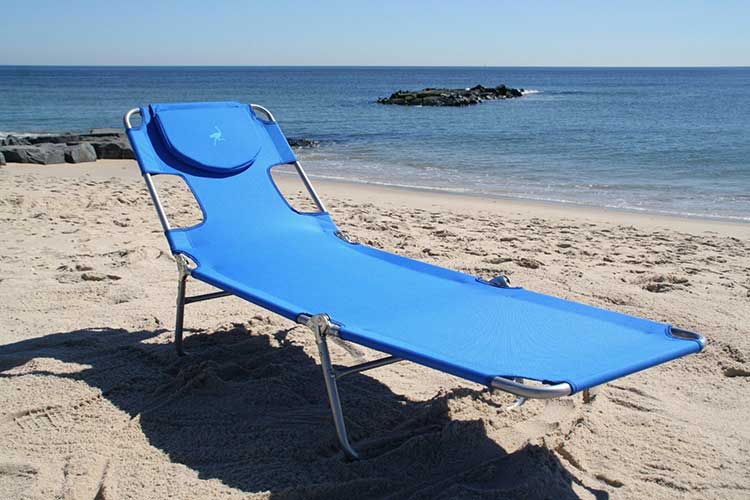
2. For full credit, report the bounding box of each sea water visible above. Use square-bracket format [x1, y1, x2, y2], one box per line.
[1, 66, 748, 220]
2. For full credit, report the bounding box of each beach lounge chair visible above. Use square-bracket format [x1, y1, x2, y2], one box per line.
[124, 102, 705, 459]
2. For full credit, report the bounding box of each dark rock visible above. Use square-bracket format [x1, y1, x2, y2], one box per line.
[79, 132, 134, 159]
[88, 139, 134, 159]
[0, 144, 66, 164]
[33, 144, 66, 164]
[287, 138, 320, 149]
[27, 134, 79, 145]
[378, 83, 525, 106]
[8, 129, 313, 162]
[89, 128, 122, 135]
[64, 143, 97, 163]
[0, 146, 25, 163]
[26, 131, 135, 159]
[1, 135, 31, 146]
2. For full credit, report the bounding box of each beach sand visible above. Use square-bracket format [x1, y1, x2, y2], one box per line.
[1, 160, 748, 499]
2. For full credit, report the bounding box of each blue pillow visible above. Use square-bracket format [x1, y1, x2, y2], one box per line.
[151, 102, 262, 174]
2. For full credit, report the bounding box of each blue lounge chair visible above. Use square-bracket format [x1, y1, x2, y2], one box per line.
[124, 102, 705, 459]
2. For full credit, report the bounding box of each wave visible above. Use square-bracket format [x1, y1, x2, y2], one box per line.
[305, 172, 474, 195]
[0, 131, 52, 139]
[521, 89, 542, 95]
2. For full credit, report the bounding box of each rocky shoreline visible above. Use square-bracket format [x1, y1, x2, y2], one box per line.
[377, 84, 524, 106]
[0, 130, 320, 166]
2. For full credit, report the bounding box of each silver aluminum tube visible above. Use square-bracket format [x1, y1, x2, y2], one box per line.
[184, 291, 232, 304]
[250, 104, 327, 213]
[669, 327, 706, 345]
[250, 104, 276, 122]
[122, 109, 171, 232]
[491, 377, 572, 399]
[335, 356, 403, 379]
[143, 173, 171, 232]
[123, 108, 140, 129]
[293, 161, 327, 213]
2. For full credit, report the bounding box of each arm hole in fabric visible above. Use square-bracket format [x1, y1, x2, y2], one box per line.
[269, 163, 325, 214]
[150, 174, 205, 229]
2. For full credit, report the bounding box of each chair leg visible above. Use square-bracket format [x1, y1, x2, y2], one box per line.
[174, 256, 190, 357]
[309, 315, 360, 460]
[582, 386, 600, 404]
[174, 274, 187, 356]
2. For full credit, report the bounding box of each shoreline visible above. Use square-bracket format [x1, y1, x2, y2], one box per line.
[4, 125, 748, 224]
[302, 171, 750, 228]
[4, 160, 748, 238]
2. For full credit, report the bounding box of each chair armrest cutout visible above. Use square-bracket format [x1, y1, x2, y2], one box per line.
[150, 174, 205, 230]
[270, 163, 326, 214]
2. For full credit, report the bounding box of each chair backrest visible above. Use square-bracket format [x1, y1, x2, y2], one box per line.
[126, 101, 337, 261]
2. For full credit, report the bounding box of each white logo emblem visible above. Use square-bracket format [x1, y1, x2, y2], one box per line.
[209, 126, 225, 145]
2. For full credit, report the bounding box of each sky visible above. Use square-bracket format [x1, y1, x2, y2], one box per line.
[1, 0, 748, 67]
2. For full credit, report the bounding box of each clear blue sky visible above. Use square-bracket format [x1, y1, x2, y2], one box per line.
[1, 0, 748, 66]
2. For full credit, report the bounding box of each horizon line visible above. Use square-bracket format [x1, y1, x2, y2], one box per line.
[1, 64, 749, 69]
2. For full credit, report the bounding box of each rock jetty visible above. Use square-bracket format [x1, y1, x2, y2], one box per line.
[0, 129, 134, 165]
[0, 130, 319, 165]
[377, 84, 524, 106]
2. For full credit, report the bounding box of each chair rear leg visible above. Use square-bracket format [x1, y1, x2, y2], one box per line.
[174, 273, 187, 356]
[174, 255, 191, 356]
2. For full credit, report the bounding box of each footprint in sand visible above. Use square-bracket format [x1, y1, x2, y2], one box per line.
[514, 257, 544, 269]
[640, 274, 690, 293]
[0, 462, 39, 499]
[723, 367, 750, 378]
[56, 264, 117, 284]
[719, 343, 750, 378]
[80, 272, 121, 282]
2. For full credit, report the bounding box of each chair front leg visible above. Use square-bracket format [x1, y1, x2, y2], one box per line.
[304, 314, 360, 460]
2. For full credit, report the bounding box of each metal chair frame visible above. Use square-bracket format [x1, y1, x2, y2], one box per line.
[124, 105, 702, 459]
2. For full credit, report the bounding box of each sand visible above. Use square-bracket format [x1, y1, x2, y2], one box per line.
[0, 159, 748, 499]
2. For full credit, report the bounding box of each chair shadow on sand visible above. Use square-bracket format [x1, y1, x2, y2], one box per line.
[0, 325, 608, 499]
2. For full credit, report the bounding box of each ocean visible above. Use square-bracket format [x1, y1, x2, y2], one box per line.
[1, 66, 749, 221]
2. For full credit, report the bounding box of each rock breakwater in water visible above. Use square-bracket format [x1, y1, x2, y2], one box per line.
[377, 84, 524, 106]
[0, 130, 320, 165]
